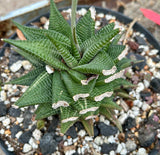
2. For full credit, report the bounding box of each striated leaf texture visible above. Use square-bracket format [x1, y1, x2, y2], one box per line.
[7, 67, 45, 86]
[49, 0, 72, 37]
[3, 39, 69, 70]
[35, 103, 59, 119]
[79, 29, 119, 65]
[76, 10, 95, 43]
[15, 71, 52, 107]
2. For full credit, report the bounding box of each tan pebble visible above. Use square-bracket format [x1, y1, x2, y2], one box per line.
[150, 143, 154, 149]
[4, 69, 10, 73]
[36, 140, 40, 144]
[95, 116, 99, 122]
[144, 65, 149, 70]
[131, 127, 136, 132]
[109, 19, 116, 23]
[15, 121, 19, 125]
[136, 124, 140, 129]
[118, 133, 125, 142]
[5, 129, 11, 135]
[40, 16, 48, 24]
[135, 132, 138, 137]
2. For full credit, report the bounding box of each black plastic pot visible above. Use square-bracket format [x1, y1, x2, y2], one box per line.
[0, 6, 160, 155]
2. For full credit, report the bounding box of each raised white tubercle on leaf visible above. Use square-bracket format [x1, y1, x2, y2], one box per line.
[94, 91, 113, 101]
[62, 117, 78, 123]
[118, 46, 128, 60]
[73, 93, 89, 101]
[79, 107, 99, 114]
[105, 69, 125, 83]
[85, 115, 98, 120]
[102, 66, 117, 76]
[52, 101, 69, 109]
[45, 65, 54, 74]
[81, 75, 98, 85]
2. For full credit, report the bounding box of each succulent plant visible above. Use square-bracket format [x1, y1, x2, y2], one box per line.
[2, 0, 134, 136]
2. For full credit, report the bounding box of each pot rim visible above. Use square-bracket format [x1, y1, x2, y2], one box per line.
[0, 5, 160, 155]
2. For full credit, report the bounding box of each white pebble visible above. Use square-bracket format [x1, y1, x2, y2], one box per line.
[1, 73, 8, 78]
[109, 150, 115, 155]
[15, 131, 23, 139]
[2, 118, 10, 126]
[118, 113, 128, 124]
[29, 138, 38, 149]
[73, 137, 78, 143]
[23, 144, 32, 153]
[77, 147, 82, 154]
[8, 147, 14, 152]
[116, 143, 123, 153]
[108, 135, 116, 143]
[104, 119, 110, 125]
[120, 148, 127, 155]
[22, 60, 32, 70]
[0, 90, 7, 101]
[65, 150, 76, 155]
[78, 8, 87, 16]
[137, 148, 147, 155]
[44, 20, 49, 29]
[0, 116, 6, 121]
[148, 49, 159, 56]
[136, 83, 144, 93]
[0, 128, 5, 134]
[64, 141, 68, 146]
[142, 103, 150, 111]
[126, 140, 137, 151]
[100, 115, 105, 122]
[139, 45, 149, 52]
[78, 130, 86, 137]
[67, 138, 73, 145]
[97, 13, 104, 18]
[16, 117, 24, 123]
[89, 7, 96, 20]
[143, 79, 150, 88]
[10, 61, 22, 72]
[32, 129, 42, 141]
[95, 21, 101, 27]
[85, 136, 93, 141]
[94, 136, 103, 145]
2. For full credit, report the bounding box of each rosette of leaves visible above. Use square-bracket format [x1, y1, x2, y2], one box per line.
[2, 0, 134, 136]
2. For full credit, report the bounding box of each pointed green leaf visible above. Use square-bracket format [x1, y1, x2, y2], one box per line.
[61, 71, 96, 101]
[12, 48, 44, 67]
[80, 118, 94, 137]
[100, 98, 122, 110]
[13, 21, 71, 47]
[72, 99, 100, 114]
[74, 52, 116, 75]
[99, 107, 122, 132]
[81, 22, 115, 51]
[107, 45, 126, 60]
[7, 67, 45, 86]
[67, 70, 86, 83]
[49, 0, 71, 37]
[52, 71, 73, 109]
[96, 22, 115, 35]
[47, 36, 78, 68]
[35, 103, 59, 119]
[60, 106, 79, 133]
[15, 71, 52, 107]
[3, 39, 69, 70]
[76, 10, 95, 43]
[79, 29, 119, 65]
